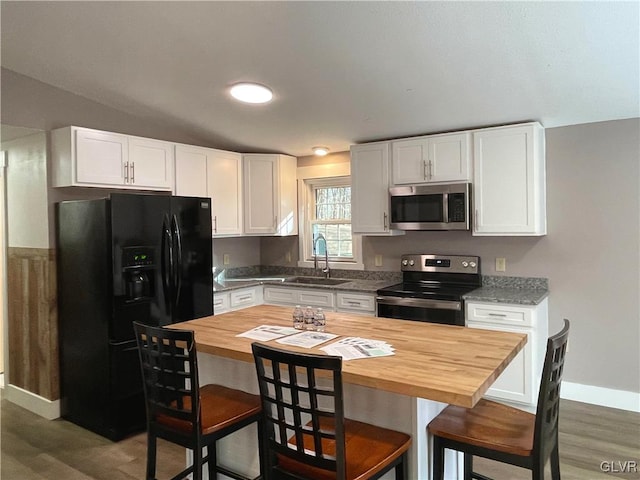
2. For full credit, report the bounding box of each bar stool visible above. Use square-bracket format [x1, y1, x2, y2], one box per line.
[251, 342, 412, 480]
[134, 322, 263, 480]
[428, 319, 570, 480]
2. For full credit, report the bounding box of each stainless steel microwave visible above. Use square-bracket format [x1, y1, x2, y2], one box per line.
[388, 183, 471, 230]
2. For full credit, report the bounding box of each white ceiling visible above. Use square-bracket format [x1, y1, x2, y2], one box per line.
[2, 1, 638, 157]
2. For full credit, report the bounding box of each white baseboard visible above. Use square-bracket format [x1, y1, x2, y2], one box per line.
[4, 384, 61, 420]
[562, 382, 640, 413]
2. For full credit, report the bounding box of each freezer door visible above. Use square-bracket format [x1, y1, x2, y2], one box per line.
[170, 196, 213, 322]
[111, 193, 172, 328]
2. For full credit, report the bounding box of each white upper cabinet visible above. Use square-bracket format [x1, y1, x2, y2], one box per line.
[127, 136, 174, 190]
[51, 126, 173, 191]
[208, 150, 243, 236]
[174, 145, 208, 197]
[243, 154, 297, 236]
[392, 132, 470, 185]
[472, 123, 546, 236]
[175, 144, 243, 236]
[351, 142, 404, 235]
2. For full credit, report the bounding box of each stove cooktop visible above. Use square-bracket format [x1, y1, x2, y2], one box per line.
[377, 282, 479, 301]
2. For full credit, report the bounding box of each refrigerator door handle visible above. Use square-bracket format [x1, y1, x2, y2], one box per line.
[171, 214, 183, 306]
[161, 214, 173, 313]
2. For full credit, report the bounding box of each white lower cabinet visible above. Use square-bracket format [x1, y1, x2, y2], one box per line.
[214, 286, 263, 314]
[336, 292, 376, 314]
[264, 286, 334, 309]
[213, 291, 231, 314]
[264, 287, 376, 315]
[466, 298, 548, 409]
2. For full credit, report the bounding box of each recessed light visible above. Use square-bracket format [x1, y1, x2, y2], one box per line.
[313, 146, 330, 156]
[229, 83, 273, 104]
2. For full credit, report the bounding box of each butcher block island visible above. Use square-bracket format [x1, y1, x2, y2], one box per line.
[172, 305, 526, 479]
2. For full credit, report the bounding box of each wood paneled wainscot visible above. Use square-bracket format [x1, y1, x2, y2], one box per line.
[7, 248, 59, 402]
[173, 305, 526, 479]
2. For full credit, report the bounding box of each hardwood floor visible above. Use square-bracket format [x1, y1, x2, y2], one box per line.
[2, 394, 638, 479]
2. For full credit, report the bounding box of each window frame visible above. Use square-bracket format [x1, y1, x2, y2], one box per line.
[297, 175, 363, 270]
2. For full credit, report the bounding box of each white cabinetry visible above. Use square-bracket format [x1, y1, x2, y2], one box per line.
[175, 145, 243, 236]
[472, 123, 546, 236]
[214, 286, 263, 314]
[466, 298, 548, 409]
[263, 286, 334, 309]
[51, 126, 173, 190]
[243, 154, 298, 236]
[351, 142, 403, 236]
[336, 292, 376, 314]
[213, 291, 231, 314]
[392, 132, 470, 185]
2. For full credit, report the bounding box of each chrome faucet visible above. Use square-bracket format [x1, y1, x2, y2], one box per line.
[313, 233, 331, 279]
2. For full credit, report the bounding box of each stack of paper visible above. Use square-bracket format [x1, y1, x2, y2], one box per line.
[236, 325, 300, 341]
[320, 337, 395, 360]
[276, 331, 338, 348]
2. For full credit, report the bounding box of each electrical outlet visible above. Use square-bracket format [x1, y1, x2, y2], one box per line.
[374, 254, 383, 267]
[495, 257, 506, 272]
[223, 254, 230, 265]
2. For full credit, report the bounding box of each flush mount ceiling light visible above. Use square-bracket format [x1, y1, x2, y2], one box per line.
[313, 146, 330, 156]
[229, 82, 273, 104]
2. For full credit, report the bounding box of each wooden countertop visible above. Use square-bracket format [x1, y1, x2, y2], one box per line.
[172, 305, 527, 408]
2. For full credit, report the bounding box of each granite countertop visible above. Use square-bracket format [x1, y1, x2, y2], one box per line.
[463, 286, 549, 306]
[214, 270, 549, 306]
[214, 276, 397, 294]
[462, 275, 549, 305]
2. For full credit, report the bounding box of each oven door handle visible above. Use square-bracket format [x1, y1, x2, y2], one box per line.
[376, 296, 462, 311]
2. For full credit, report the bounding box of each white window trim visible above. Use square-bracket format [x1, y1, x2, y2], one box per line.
[297, 175, 363, 271]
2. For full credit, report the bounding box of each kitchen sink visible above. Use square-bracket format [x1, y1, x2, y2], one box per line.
[287, 277, 350, 286]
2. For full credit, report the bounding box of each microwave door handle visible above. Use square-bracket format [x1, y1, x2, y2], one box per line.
[442, 193, 449, 223]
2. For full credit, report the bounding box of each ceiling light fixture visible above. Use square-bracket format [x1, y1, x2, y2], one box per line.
[229, 82, 273, 104]
[313, 146, 330, 156]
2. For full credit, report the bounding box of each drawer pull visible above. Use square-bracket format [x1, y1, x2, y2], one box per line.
[347, 301, 362, 306]
[236, 295, 252, 302]
[488, 313, 508, 317]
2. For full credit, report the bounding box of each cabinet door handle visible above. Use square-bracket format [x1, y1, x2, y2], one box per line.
[383, 213, 388, 230]
[423, 160, 428, 180]
[124, 162, 129, 182]
[131, 162, 135, 183]
[488, 313, 508, 317]
[213, 215, 217, 233]
[428, 160, 433, 180]
[474, 209, 479, 230]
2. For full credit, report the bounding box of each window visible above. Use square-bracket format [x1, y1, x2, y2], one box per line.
[299, 176, 362, 269]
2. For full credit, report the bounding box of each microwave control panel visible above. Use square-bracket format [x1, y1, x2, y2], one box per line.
[448, 193, 467, 222]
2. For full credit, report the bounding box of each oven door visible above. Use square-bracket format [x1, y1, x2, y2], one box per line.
[376, 296, 465, 326]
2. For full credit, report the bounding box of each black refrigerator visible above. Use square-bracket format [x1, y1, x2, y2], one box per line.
[57, 193, 213, 440]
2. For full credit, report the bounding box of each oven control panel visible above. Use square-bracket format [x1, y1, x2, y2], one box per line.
[400, 254, 480, 274]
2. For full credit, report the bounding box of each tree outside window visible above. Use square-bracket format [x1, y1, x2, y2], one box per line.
[311, 185, 352, 259]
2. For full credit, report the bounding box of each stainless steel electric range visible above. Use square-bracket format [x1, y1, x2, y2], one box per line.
[376, 254, 481, 326]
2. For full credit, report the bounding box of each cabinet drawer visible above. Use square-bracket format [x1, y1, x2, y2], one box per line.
[230, 288, 258, 308]
[264, 287, 334, 308]
[466, 302, 533, 327]
[213, 292, 230, 314]
[298, 290, 334, 308]
[264, 287, 299, 305]
[336, 292, 375, 312]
